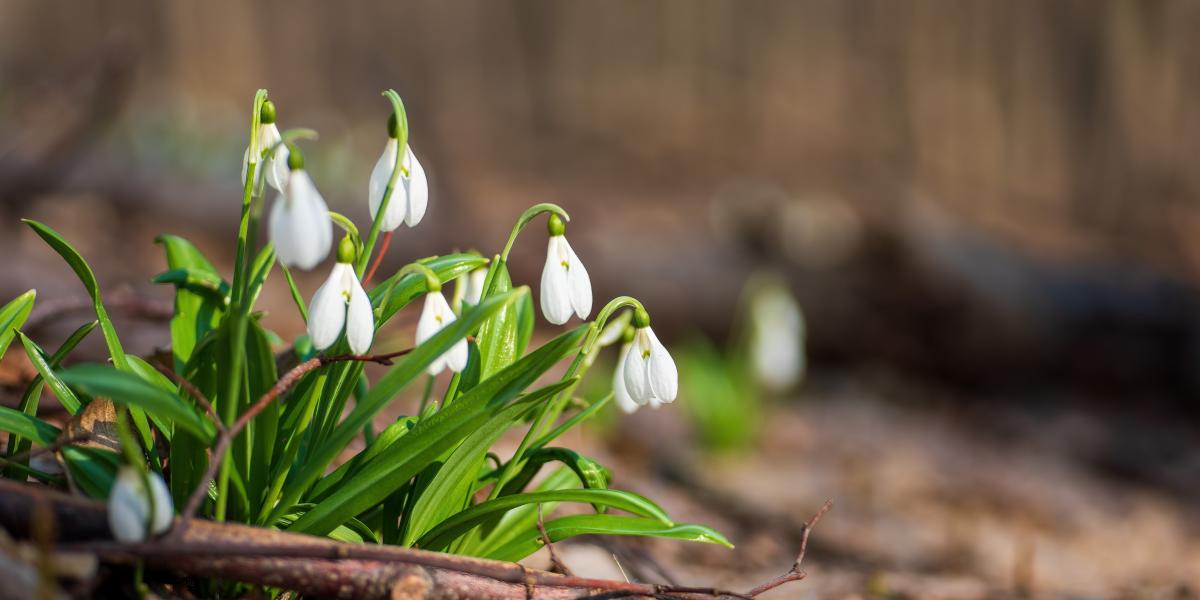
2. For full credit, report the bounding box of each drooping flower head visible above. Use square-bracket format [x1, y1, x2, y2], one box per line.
[415, 278, 468, 376]
[454, 266, 487, 312]
[307, 236, 374, 354]
[108, 466, 173, 543]
[241, 99, 290, 192]
[269, 146, 332, 270]
[539, 214, 592, 325]
[368, 113, 429, 231]
[622, 307, 678, 407]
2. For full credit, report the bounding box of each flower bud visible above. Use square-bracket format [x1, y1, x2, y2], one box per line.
[108, 467, 173, 542]
[260, 99, 277, 124]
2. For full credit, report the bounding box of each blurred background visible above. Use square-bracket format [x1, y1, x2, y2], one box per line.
[3, 1, 1200, 597]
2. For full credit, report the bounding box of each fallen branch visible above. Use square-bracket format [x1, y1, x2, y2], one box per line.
[0, 480, 768, 599]
[745, 500, 832, 598]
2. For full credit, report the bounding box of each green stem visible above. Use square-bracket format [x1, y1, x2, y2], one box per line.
[498, 203, 571, 264]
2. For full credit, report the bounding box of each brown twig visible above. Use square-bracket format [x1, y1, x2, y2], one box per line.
[362, 230, 393, 287]
[0, 433, 91, 469]
[175, 347, 417, 533]
[537, 504, 574, 576]
[149, 358, 225, 435]
[744, 500, 832, 598]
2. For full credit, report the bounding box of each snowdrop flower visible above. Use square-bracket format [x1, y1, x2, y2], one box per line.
[455, 266, 487, 311]
[622, 308, 678, 407]
[241, 100, 289, 192]
[368, 114, 429, 231]
[540, 214, 592, 325]
[307, 237, 374, 354]
[108, 466, 173, 543]
[748, 280, 805, 391]
[269, 147, 332, 270]
[415, 286, 468, 375]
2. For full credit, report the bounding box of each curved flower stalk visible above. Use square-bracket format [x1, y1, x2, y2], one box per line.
[622, 308, 678, 407]
[416, 286, 468, 375]
[540, 214, 592, 325]
[108, 467, 173, 543]
[269, 147, 332, 270]
[307, 237, 374, 353]
[368, 114, 429, 231]
[241, 99, 289, 192]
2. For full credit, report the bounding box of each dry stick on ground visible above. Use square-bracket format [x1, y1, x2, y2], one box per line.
[537, 504, 574, 577]
[173, 347, 416, 534]
[0, 433, 92, 470]
[745, 500, 833, 598]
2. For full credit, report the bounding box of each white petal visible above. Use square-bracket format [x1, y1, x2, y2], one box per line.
[368, 139, 405, 232]
[445, 339, 468, 373]
[273, 170, 332, 270]
[403, 146, 429, 227]
[645, 327, 678, 402]
[622, 331, 652, 405]
[145, 470, 174, 535]
[108, 467, 173, 542]
[345, 271, 375, 354]
[540, 237, 573, 325]
[307, 264, 350, 350]
[613, 343, 639, 414]
[563, 238, 593, 319]
[464, 268, 487, 306]
[415, 291, 449, 347]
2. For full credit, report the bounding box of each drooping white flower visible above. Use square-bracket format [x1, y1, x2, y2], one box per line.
[539, 216, 591, 325]
[108, 467, 173, 543]
[241, 100, 289, 192]
[455, 267, 487, 311]
[415, 290, 468, 375]
[307, 248, 374, 354]
[622, 321, 678, 407]
[368, 139, 429, 231]
[269, 156, 332, 270]
[748, 281, 805, 392]
[613, 342, 639, 414]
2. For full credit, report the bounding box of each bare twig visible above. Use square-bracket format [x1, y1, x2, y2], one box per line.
[150, 358, 225, 435]
[362, 230, 393, 287]
[175, 347, 417, 533]
[537, 504, 574, 576]
[0, 433, 91, 470]
[744, 500, 832, 598]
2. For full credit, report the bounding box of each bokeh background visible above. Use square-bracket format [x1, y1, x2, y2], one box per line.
[3, 2, 1200, 597]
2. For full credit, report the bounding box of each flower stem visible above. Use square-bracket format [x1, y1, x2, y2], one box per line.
[357, 90, 407, 277]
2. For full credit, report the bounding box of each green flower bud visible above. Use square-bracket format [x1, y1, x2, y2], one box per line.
[287, 144, 305, 171]
[387, 113, 401, 139]
[260, 100, 277, 124]
[620, 325, 635, 344]
[336, 235, 356, 264]
[547, 213, 566, 237]
[633, 307, 650, 329]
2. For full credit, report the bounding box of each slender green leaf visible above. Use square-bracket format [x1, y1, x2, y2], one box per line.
[467, 467, 579, 556]
[485, 515, 733, 562]
[286, 324, 587, 536]
[62, 446, 120, 499]
[273, 505, 379, 544]
[155, 234, 227, 373]
[418, 488, 671, 551]
[58, 364, 216, 442]
[0, 290, 35, 362]
[18, 332, 82, 414]
[308, 416, 418, 502]
[476, 263, 523, 379]
[0, 406, 60, 446]
[404, 379, 575, 545]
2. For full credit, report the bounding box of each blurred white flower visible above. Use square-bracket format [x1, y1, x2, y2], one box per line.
[539, 234, 591, 325]
[241, 101, 289, 192]
[622, 325, 677, 407]
[108, 467, 173, 543]
[461, 267, 487, 307]
[369, 139, 429, 231]
[307, 261, 374, 354]
[748, 281, 804, 391]
[270, 166, 332, 270]
[416, 290, 468, 375]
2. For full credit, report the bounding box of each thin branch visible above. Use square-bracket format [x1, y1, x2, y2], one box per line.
[745, 500, 832, 598]
[175, 347, 417, 533]
[537, 504, 574, 576]
[362, 230, 393, 287]
[150, 358, 225, 435]
[0, 433, 91, 469]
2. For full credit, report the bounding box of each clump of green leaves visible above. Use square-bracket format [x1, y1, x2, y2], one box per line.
[0, 89, 728, 567]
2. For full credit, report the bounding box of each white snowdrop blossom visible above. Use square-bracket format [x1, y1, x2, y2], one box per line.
[613, 342, 640, 414]
[369, 139, 429, 231]
[108, 467, 173, 543]
[749, 283, 805, 391]
[539, 220, 592, 325]
[307, 258, 374, 354]
[456, 267, 487, 310]
[269, 163, 332, 270]
[415, 290, 468, 375]
[241, 121, 289, 192]
[622, 322, 678, 407]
